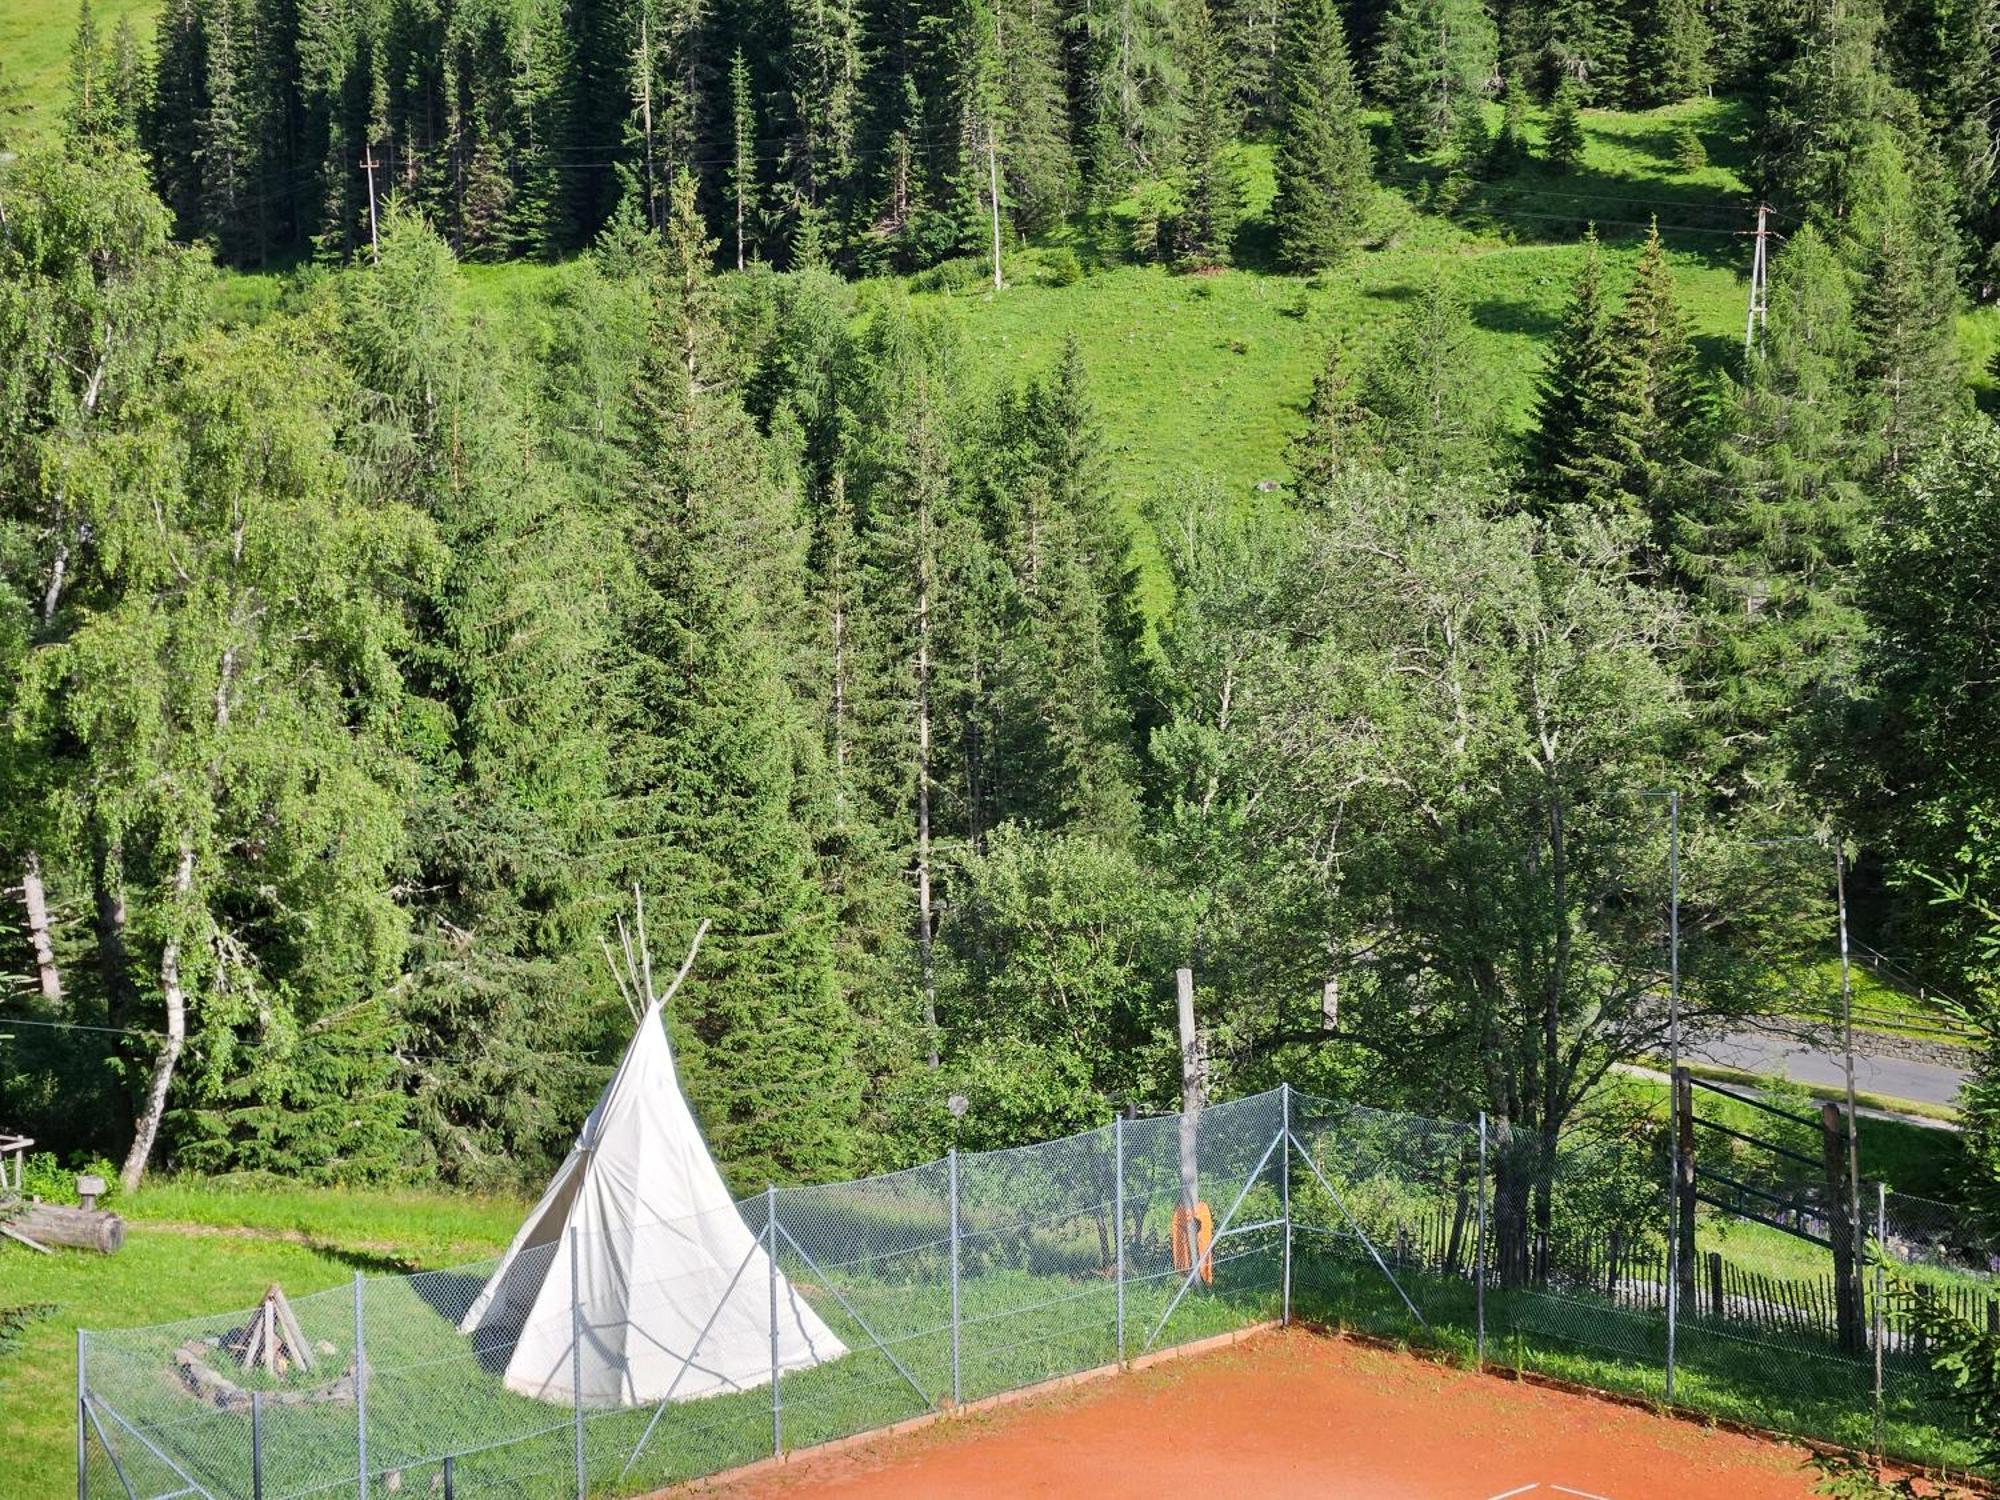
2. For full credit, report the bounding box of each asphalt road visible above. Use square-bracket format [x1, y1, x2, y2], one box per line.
[1689, 1029, 1967, 1109]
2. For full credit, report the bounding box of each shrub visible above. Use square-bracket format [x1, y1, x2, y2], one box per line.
[1040, 247, 1083, 286]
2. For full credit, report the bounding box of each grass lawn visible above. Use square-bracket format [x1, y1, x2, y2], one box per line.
[1759, 947, 1983, 1047]
[1602, 1069, 1966, 1201]
[1, 1180, 526, 1500]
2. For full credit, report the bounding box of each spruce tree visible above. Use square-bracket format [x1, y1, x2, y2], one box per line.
[1546, 0, 1632, 104]
[511, 0, 578, 255]
[1271, 0, 1373, 269]
[1604, 221, 1706, 538]
[1359, 273, 1486, 474]
[1686, 224, 1868, 779]
[993, 339, 1141, 839]
[1488, 69, 1531, 171]
[64, 0, 115, 145]
[1523, 231, 1626, 512]
[1939, 0, 1998, 289]
[1854, 216, 1966, 479]
[1448, 88, 1491, 170]
[1175, 0, 1241, 268]
[1374, 0, 1497, 156]
[1757, 0, 1892, 227]
[1545, 80, 1585, 169]
[780, 0, 862, 242]
[1073, 0, 1183, 198]
[1289, 342, 1371, 500]
[617, 173, 860, 1185]
[332, 208, 627, 1182]
[997, 0, 1081, 233]
[197, 0, 253, 257]
[106, 15, 146, 143]
[846, 305, 986, 1070]
[145, 0, 209, 233]
[1633, 0, 1713, 104]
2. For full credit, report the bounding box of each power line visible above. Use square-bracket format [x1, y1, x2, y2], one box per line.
[0, 1011, 615, 1069]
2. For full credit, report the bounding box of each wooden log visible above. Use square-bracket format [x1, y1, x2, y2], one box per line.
[13, 1202, 124, 1254]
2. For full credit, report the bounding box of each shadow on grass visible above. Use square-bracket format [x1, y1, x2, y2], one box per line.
[1470, 294, 1562, 339]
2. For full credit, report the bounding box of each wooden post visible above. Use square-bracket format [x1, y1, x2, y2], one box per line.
[1821, 1101, 1862, 1352]
[1176, 967, 1201, 1216]
[1707, 1251, 1723, 1319]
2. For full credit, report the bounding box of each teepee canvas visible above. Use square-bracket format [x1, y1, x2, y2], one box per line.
[459, 917, 846, 1407]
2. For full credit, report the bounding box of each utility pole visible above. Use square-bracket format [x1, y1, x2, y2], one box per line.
[1742, 201, 1770, 351]
[362, 147, 381, 265]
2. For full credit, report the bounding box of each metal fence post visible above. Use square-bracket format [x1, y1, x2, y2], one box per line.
[1873, 1181, 1886, 1453]
[442, 1455, 455, 1500]
[353, 1273, 367, 1500]
[1664, 1135, 1678, 1405]
[76, 1328, 87, 1500]
[1280, 1085, 1292, 1327]
[251, 1392, 264, 1500]
[767, 1184, 782, 1459]
[570, 1229, 586, 1499]
[948, 1148, 962, 1407]
[1475, 1113, 1487, 1369]
[1114, 1115, 1126, 1366]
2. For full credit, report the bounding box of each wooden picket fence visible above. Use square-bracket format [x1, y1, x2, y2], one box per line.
[1371, 1205, 1999, 1353]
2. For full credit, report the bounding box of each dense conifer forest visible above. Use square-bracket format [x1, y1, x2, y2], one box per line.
[1, 0, 1999, 1235]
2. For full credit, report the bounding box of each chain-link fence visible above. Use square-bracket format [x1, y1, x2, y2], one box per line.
[78, 1085, 1998, 1499]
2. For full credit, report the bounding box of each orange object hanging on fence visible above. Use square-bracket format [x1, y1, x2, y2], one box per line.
[1171, 1201, 1214, 1283]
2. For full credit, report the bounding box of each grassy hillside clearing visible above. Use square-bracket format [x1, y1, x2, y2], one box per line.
[0, 0, 156, 148]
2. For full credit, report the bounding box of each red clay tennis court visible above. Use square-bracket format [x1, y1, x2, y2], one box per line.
[679, 1328, 1823, 1499]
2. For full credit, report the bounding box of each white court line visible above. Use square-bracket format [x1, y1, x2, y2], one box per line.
[1482, 1487, 1541, 1500]
[1552, 1488, 1613, 1500]
[1480, 1486, 1613, 1500]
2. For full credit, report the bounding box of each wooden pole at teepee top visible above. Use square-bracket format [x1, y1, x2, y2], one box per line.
[617, 915, 643, 1001]
[601, 937, 641, 1023]
[633, 885, 656, 1002]
[654, 919, 710, 1011]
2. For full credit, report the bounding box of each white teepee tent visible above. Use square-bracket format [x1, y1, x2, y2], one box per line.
[458, 912, 846, 1407]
